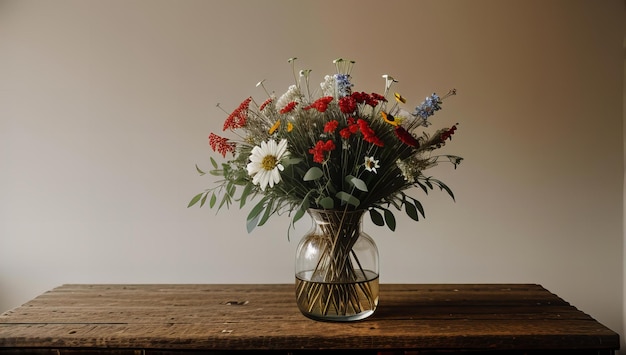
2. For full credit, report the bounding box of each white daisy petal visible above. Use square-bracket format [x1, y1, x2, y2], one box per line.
[247, 139, 290, 190]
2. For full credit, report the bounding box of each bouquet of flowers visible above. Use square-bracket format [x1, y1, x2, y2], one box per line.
[189, 58, 461, 234]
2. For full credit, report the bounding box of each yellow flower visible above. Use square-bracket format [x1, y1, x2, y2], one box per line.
[287, 122, 293, 132]
[381, 111, 401, 127]
[269, 120, 281, 134]
[394, 92, 406, 104]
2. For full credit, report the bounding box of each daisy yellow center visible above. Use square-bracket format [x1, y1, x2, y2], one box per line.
[261, 155, 278, 170]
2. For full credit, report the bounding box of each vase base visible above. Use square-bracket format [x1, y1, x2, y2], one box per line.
[295, 271, 379, 322]
[299, 309, 375, 322]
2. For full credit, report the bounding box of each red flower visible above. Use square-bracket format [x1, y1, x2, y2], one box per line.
[223, 97, 252, 130]
[304, 96, 333, 112]
[339, 117, 359, 139]
[324, 120, 339, 133]
[357, 119, 384, 147]
[394, 126, 420, 147]
[209, 133, 236, 157]
[441, 125, 458, 141]
[370, 93, 387, 102]
[279, 101, 298, 114]
[351, 92, 367, 104]
[259, 97, 273, 111]
[308, 139, 336, 163]
[338, 96, 357, 114]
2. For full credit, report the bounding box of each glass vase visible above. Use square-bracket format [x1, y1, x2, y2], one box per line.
[295, 208, 379, 321]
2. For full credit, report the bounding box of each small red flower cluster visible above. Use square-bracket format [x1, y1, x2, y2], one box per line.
[339, 117, 359, 139]
[338, 92, 387, 114]
[394, 126, 420, 147]
[338, 96, 357, 114]
[209, 132, 236, 158]
[324, 119, 339, 133]
[279, 101, 298, 114]
[441, 125, 457, 141]
[304, 96, 334, 113]
[223, 97, 252, 131]
[308, 140, 336, 163]
[357, 119, 384, 147]
[259, 97, 273, 111]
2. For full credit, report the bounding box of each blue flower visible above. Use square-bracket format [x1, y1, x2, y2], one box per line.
[414, 93, 442, 119]
[334, 74, 353, 97]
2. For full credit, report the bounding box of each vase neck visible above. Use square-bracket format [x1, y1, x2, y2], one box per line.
[308, 209, 365, 232]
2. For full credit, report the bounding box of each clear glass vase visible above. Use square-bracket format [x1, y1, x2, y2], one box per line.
[295, 209, 379, 321]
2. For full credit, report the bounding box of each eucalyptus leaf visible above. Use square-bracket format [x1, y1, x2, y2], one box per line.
[319, 196, 334, 209]
[258, 198, 274, 226]
[303, 167, 324, 181]
[336, 191, 360, 207]
[239, 183, 254, 208]
[346, 175, 368, 192]
[247, 196, 268, 222]
[246, 212, 262, 234]
[210, 157, 218, 169]
[282, 157, 303, 167]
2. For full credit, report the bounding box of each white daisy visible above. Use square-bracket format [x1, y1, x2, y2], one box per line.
[246, 139, 289, 191]
[363, 156, 380, 174]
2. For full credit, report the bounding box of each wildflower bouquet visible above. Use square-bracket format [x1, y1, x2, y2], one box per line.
[189, 58, 461, 234]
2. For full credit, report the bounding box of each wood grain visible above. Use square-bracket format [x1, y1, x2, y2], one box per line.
[0, 284, 619, 354]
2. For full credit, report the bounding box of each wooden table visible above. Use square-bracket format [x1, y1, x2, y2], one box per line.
[0, 284, 619, 354]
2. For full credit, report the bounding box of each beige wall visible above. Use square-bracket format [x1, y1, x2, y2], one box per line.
[1, 0, 623, 349]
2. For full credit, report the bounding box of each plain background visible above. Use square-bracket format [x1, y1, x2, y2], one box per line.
[1, 0, 624, 351]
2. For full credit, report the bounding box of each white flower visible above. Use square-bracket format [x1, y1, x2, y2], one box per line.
[320, 75, 336, 97]
[276, 85, 301, 112]
[247, 139, 289, 191]
[363, 156, 380, 174]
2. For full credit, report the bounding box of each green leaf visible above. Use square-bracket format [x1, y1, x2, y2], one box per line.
[303, 167, 324, 181]
[416, 181, 429, 194]
[226, 181, 236, 197]
[319, 196, 334, 209]
[384, 209, 396, 231]
[187, 193, 204, 208]
[291, 191, 312, 230]
[200, 193, 208, 207]
[257, 198, 274, 227]
[346, 175, 368, 192]
[435, 180, 456, 201]
[239, 183, 254, 209]
[210, 157, 218, 169]
[282, 157, 302, 167]
[218, 193, 231, 209]
[195, 164, 206, 176]
[246, 212, 262, 234]
[209, 193, 217, 208]
[404, 200, 419, 221]
[247, 196, 268, 223]
[246, 196, 268, 233]
[336, 191, 360, 207]
[369, 209, 384, 226]
[412, 198, 425, 218]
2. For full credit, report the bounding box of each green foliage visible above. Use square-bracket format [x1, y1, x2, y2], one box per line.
[188, 59, 462, 235]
